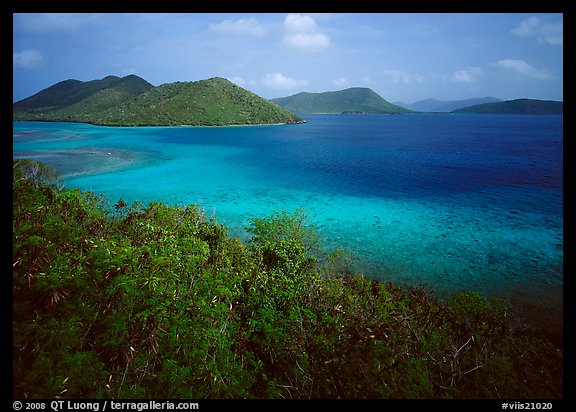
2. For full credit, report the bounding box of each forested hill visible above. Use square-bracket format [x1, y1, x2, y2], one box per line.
[395, 96, 502, 113]
[452, 98, 563, 114]
[13, 76, 303, 126]
[13, 75, 154, 116]
[270, 87, 411, 114]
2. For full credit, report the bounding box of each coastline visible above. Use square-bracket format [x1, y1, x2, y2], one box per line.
[178, 120, 307, 128]
[13, 119, 306, 128]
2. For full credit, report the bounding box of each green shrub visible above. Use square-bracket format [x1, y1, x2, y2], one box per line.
[12, 160, 563, 399]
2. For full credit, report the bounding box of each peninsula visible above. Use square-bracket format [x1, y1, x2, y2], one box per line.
[13, 75, 303, 126]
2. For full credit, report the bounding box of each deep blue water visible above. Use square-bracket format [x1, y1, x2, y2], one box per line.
[13, 114, 563, 332]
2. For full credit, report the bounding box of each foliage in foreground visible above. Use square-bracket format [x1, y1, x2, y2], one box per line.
[13, 160, 562, 399]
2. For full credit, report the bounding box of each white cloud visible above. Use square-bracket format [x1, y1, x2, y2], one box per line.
[494, 59, 552, 80]
[332, 77, 349, 87]
[284, 14, 318, 33]
[13, 49, 44, 69]
[382, 69, 424, 84]
[282, 14, 331, 52]
[511, 16, 563, 45]
[208, 17, 265, 37]
[283, 33, 331, 52]
[262, 73, 309, 90]
[450, 66, 483, 83]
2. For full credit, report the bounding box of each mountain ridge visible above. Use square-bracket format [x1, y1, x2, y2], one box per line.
[394, 96, 503, 113]
[13, 75, 303, 126]
[451, 98, 563, 115]
[270, 87, 411, 114]
[13, 75, 154, 113]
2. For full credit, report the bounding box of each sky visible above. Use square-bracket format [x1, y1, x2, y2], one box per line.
[13, 13, 563, 104]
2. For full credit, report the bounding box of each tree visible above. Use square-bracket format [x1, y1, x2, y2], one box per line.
[246, 209, 321, 276]
[13, 158, 62, 189]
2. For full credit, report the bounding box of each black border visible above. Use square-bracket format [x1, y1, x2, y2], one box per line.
[7, 1, 571, 405]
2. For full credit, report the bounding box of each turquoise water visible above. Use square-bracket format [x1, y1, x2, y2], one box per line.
[13, 115, 563, 332]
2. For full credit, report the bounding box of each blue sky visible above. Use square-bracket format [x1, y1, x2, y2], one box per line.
[13, 13, 563, 103]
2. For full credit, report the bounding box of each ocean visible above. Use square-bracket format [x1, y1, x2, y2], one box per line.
[13, 114, 563, 333]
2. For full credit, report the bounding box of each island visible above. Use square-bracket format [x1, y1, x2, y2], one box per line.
[451, 98, 563, 115]
[13, 75, 304, 126]
[270, 87, 412, 114]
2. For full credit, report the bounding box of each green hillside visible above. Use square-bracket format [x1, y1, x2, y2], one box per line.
[91, 77, 303, 126]
[270, 87, 412, 114]
[452, 98, 563, 114]
[13, 76, 303, 126]
[13, 75, 154, 119]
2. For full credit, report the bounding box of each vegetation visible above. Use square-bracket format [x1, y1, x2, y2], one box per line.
[13, 75, 154, 121]
[452, 98, 563, 115]
[270, 87, 412, 114]
[396, 97, 502, 113]
[13, 159, 562, 399]
[90, 77, 303, 126]
[13, 76, 303, 127]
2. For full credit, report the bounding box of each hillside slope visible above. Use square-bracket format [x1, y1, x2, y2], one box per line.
[91, 77, 303, 126]
[271, 87, 411, 114]
[13, 76, 303, 126]
[452, 98, 563, 114]
[396, 97, 502, 112]
[13, 75, 154, 120]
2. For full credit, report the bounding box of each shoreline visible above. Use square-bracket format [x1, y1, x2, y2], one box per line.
[13, 119, 306, 128]
[178, 120, 306, 128]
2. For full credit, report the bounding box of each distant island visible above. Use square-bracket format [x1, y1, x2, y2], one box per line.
[13, 75, 303, 127]
[270, 87, 411, 114]
[394, 97, 502, 113]
[451, 98, 563, 115]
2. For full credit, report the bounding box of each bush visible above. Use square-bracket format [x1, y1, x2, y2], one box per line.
[13, 160, 563, 399]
